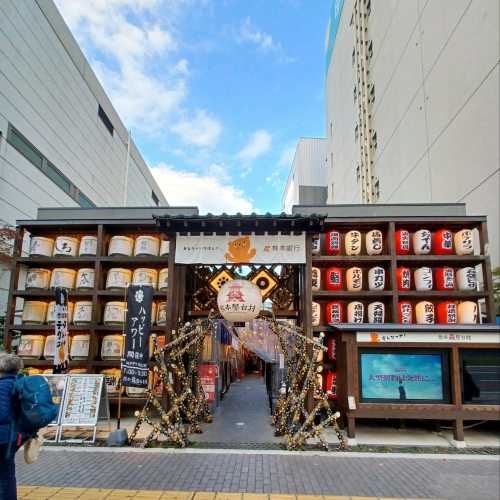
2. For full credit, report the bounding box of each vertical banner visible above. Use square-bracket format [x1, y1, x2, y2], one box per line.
[121, 285, 153, 388]
[53, 287, 69, 373]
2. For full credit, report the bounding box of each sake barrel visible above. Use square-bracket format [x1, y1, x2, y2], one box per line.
[69, 368, 87, 374]
[101, 369, 123, 396]
[25, 368, 42, 376]
[134, 235, 160, 256]
[70, 334, 90, 360]
[398, 301, 413, 324]
[46, 301, 74, 324]
[437, 302, 458, 324]
[73, 301, 93, 325]
[78, 235, 97, 256]
[311, 301, 321, 326]
[103, 302, 126, 325]
[454, 229, 474, 256]
[311, 237, 320, 255]
[397, 267, 411, 291]
[311, 267, 321, 291]
[22, 301, 48, 324]
[325, 301, 343, 324]
[18, 335, 45, 359]
[126, 386, 148, 398]
[433, 229, 454, 255]
[25, 268, 51, 290]
[347, 301, 364, 323]
[416, 301, 435, 324]
[366, 229, 383, 255]
[325, 230, 341, 255]
[108, 235, 134, 256]
[413, 229, 432, 255]
[53, 236, 79, 257]
[368, 266, 385, 291]
[75, 268, 95, 290]
[49, 268, 76, 289]
[160, 239, 170, 256]
[456, 267, 477, 291]
[44, 335, 72, 360]
[101, 335, 123, 359]
[156, 301, 167, 325]
[395, 229, 411, 255]
[414, 267, 433, 291]
[29, 236, 54, 257]
[367, 301, 385, 323]
[346, 267, 363, 291]
[325, 267, 343, 291]
[435, 267, 455, 291]
[158, 268, 169, 291]
[132, 268, 158, 289]
[345, 230, 362, 256]
[457, 301, 478, 324]
[106, 268, 132, 290]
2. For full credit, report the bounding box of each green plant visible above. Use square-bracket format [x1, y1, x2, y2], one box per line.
[493, 267, 500, 316]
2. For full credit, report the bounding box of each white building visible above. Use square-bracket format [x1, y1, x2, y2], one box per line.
[324, 0, 499, 265]
[0, 0, 167, 311]
[281, 138, 328, 213]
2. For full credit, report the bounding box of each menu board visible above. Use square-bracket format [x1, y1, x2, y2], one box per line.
[60, 375, 104, 427]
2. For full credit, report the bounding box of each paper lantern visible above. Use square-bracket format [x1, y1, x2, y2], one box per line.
[397, 267, 411, 291]
[160, 239, 170, 256]
[75, 268, 95, 290]
[327, 337, 336, 360]
[347, 301, 364, 323]
[53, 236, 79, 257]
[108, 235, 134, 256]
[367, 301, 385, 323]
[416, 301, 434, 324]
[134, 235, 160, 256]
[25, 268, 51, 290]
[158, 268, 169, 291]
[457, 301, 478, 324]
[311, 302, 321, 326]
[345, 230, 362, 256]
[325, 267, 343, 291]
[324, 371, 337, 399]
[395, 229, 411, 255]
[217, 280, 262, 322]
[435, 267, 455, 291]
[106, 268, 132, 290]
[70, 334, 90, 360]
[368, 266, 385, 291]
[456, 267, 477, 291]
[312, 237, 320, 255]
[325, 302, 343, 324]
[311, 267, 321, 291]
[414, 267, 433, 291]
[346, 267, 363, 291]
[18, 335, 45, 359]
[29, 236, 54, 257]
[433, 229, 453, 255]
[454, 229, 474, 256]
[437, 302, 457, 324]
[22, 301, 48, 324]
[46, 301, 74, 324]
[398, 301, 413, 324]
[156, 302, 167, 325]
[325, 230, 341, 255]
[366, 229, 383, 255]
[79, 235, 97, 256]
[50, 268, 76, 289]
[413, 229, 432, 255]
[132, 268, 158, 289]
[101, 335, 123, 359]
[103, 302, 126, 325]
[73, 301, 93, 325]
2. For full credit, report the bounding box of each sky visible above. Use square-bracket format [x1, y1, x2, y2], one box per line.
[54, 0, 331, 214]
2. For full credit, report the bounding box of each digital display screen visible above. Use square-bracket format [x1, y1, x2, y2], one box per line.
[360, 351, 447, 402]
[461, 349, 500, 405]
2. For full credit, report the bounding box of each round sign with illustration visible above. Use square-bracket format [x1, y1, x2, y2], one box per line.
[217, 279, 262, 322]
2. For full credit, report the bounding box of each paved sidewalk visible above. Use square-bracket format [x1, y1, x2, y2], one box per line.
[16, 448, 500, 500]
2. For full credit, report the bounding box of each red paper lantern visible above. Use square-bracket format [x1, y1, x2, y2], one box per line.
[437, 301, 458, 324]
[325, 230, 341, 255]
[395, 229, 411, 255]
[435, 267, 455, 291]
[398, 301, 413, 324]
[396, 267, 412, 291]
[325, 267, 343, 291]
[433, 229, 454, 255]
[325, 301, 343, 324]
[324, 371, 337, 399]
[327, 337, 336, 360]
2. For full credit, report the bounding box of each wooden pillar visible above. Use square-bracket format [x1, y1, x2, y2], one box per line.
[345, 333, 357, 438]
[166, 235, 178, 342]
[451, 346, 465, 442]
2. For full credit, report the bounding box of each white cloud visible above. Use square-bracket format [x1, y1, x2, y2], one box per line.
[171, 109, 222, 147]
[151, 163, 256, 213]
[236, 130, 272, 162]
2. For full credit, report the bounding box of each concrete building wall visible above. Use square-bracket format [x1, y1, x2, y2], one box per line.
[325, 0, 499, 265]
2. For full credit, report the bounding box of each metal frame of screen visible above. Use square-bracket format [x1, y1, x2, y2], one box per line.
[358, 348, 451, 404]
[460, 348, 500, 405]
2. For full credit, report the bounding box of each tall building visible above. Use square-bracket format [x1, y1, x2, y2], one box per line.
[281, 138, 328, 213]
[324, 0, 499, 264]
[0, 0, 167, 311]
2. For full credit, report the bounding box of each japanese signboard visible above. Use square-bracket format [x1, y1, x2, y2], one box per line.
[199, 364, 218, 402]
[357, 331, 500, 344]
[175, 233, 306, 264]
[54, 287, 69, 373]
[121, 285, 153, 388]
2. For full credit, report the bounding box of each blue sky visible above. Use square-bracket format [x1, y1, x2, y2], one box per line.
[55, 0, 331, 213]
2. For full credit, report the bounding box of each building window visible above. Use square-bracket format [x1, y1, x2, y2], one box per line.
[78, 192, 95, 208]
[98, 105, 114, 136]
[45, 161, 71, 193]
[152, 191, 159, 206]
[7, 125, 44, 169]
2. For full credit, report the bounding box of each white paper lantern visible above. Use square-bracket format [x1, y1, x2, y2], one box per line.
[345, 230, 362, 256]
[134, 235, 160, 256]
[413, 229, 432, 255]
[217, 280, 262, 322]
[29, 236, 54, 257]
[106, 268, 132, 290]
[25, 268, 51, 290]
[311, 267, 321, 291]
[367, 302, 385, 323]
[312, 302, 321, 326]
[366, 229, 383, 255]
[456, 267, 477, 291]
[368, 267, 385, 291]
[108, 236, 134, 256]
[454, 229, 474, 256]
[346, 267, 363, 291]
[457, 301, 478, 324]
[414, 267, 433, 291]
[53, 236, 79, 257]
[75, 268, 95, 290]
[312, 237, 320, 255]
[347, 301, 364, 323]
[79, 236, 97, 256]
[416, 301, 435, 324]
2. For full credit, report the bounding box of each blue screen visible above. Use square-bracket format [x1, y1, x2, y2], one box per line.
[361, 353, 444, 401]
